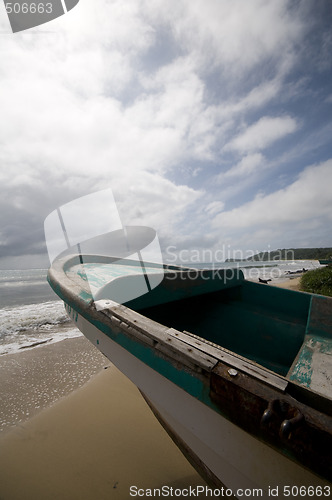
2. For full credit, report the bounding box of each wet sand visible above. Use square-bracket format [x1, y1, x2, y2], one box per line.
[0, 338, 206, 500]
[0, 336, 108, 433]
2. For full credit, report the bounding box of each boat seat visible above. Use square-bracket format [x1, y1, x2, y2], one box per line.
[287, 295, 332, 399]
[287, 334, 332, 399]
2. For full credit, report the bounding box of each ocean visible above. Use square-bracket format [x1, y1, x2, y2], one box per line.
[0, 260, 321, 357]
[0, 269, 82, 356]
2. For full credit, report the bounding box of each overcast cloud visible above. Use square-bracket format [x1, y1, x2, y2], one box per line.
[0, 0, 332, 268]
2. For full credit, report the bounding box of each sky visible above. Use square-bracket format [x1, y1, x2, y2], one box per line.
[0, 0, 332, 269]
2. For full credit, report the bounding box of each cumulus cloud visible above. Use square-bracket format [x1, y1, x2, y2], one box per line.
[226, 116, 298, 154]
[0, 33, 204, 264]
[212, 160, 332, 230]
[217, 153, 265, 181]
[204, 201, 225, 216]
[145, 0, 305, 75]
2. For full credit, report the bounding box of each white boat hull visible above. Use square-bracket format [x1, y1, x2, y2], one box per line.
[73, 310, 328, 499]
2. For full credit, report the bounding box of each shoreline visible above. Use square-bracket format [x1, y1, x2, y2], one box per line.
[0, 335, 109, 434]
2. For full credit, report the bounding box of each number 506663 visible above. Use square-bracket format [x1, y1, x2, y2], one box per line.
[5, 3, 53, 14]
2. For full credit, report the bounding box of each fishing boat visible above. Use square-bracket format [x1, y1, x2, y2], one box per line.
[47, 247, 332, 497]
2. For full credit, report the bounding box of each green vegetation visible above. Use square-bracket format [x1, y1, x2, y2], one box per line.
[247, 248, 332, 261]
[300, 266, 332, 297]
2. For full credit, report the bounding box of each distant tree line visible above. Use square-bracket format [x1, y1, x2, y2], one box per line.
[246, 248, 332, 261]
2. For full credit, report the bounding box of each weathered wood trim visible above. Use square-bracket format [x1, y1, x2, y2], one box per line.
[100, 306, 218, 373]
[211, 361, 332, 481]
[180, 330, 288, 391]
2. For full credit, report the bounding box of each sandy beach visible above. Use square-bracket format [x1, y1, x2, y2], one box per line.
[0, 337, 207, 500]
[271, 276, 302, 291]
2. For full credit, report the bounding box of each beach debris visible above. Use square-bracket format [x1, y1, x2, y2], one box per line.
[285, 268, 308, 275]
[19, 338, 52, 349]
[259, 278, 272, 284]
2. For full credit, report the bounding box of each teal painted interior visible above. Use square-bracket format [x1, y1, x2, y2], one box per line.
[137, 280, 312, 376]
[125, 267, 245, 311]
